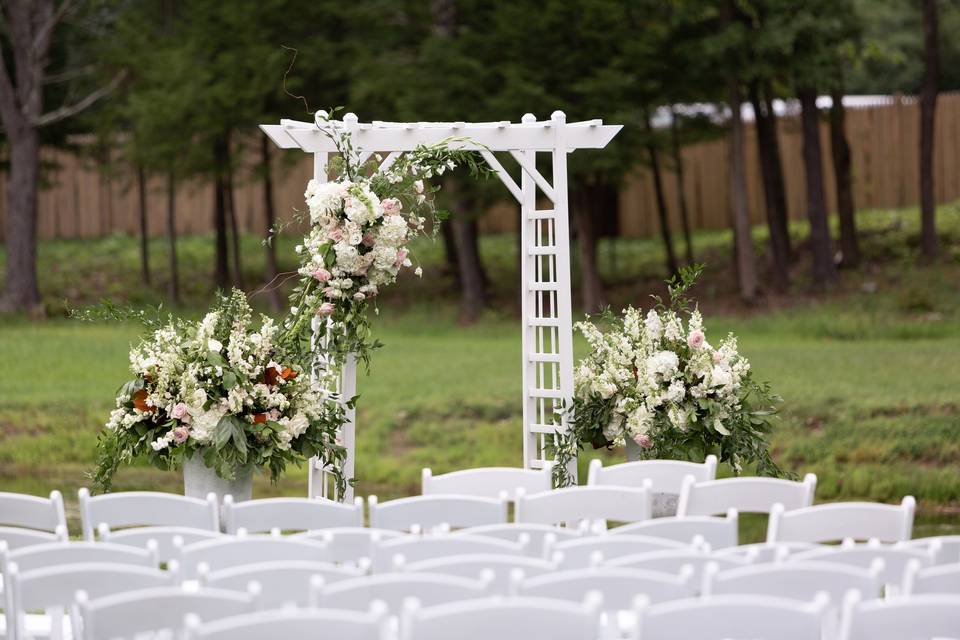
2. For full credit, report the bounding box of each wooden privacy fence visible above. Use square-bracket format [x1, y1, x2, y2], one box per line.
[3, 93, 960, 243]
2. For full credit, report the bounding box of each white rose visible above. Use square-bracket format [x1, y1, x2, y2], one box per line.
[208, 338, 223, 352]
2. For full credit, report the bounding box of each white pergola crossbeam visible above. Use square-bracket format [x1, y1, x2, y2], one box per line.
[261, 112, 621, 498]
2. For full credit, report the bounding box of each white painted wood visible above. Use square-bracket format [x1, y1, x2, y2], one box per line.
[766, 497, 916, 544]
[509, 150, 556, 203]
[713, 541, 822, 563]
[201, 560, 360, 608]
[478, 150, 522, 202]
[401, 594, 603, 640]
[97, 524, 223, 564]
[367, 494, 508, 531]
[903, 561, 960, 595]
[514, 485, 652, 527]
[606, 548, 748, 579]
[421, 466, 551, 500]
[610, 510, 738, 549]
[634, 593, 829, 640]
[0, 491, 66, 532]
[838, 592, 960, 640]
[294, 527, 404, 565]
[906, 534, 960, 565]
[704, 560, 883, 604]
[789, 540, 938, 587]
[322, 573, 491, 612]
[5, 562, 171, 640]
[222, 496, 364, 533]
[185, 606, 389, 640]
[514, 566, 696, 609]
[174, 536, 329, 579]
[588, 456, 718, 494]
[0, 541, 156, 574]
[0, 526, 67, 551]
[547, 535, 687, 569]
[77, 488, 219, 540]
[453, 523, 582, 557]
[677, 473, 817, 517]
[373, 534, 525, 573]
[77, 585, 256, 640]
[402, 554, 558, 593]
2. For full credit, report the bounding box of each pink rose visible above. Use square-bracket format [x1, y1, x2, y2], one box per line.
[362, 232, 375, 247]
[312, 268, 331, 283]
[317, 302, 335, 316]
[713, 352, 722, 364]
[633, 434, 653, 449]
[687, 330, 705, 349]
[323, 287, 339, 298]
[394, 248, 408, 267]
[171, 403, 191, 423]
[381, 198, 402, 214]
[172, 426, 190, 444]
[328, 227, 344, 242]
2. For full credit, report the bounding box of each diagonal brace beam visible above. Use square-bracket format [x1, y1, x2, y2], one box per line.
[479, 150, 523, 203]
[509, 150, 556, 203]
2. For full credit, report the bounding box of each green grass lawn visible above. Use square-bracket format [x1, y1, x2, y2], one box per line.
[1, 203, 959, 540]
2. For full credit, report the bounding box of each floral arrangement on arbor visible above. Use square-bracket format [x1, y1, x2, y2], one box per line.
[552, 267, 784, 487]
[92, 290, 350, 496]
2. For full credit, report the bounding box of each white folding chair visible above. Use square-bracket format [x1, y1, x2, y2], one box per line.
[610, 509, 738, 549]
[1, 541, 157, 573]
[401, 594, 602, 640]
[587, 456, 717, 494]
[295, 527, 405, 565]
[175, 535, 329, 578]
[839, 592, 960, 640]
[4, 562, 172, 640]
[514, 485, 652, 528]
[906, 534, 960, 564]
[713, 541, 822, 563]
[422, 466, 552, 500]
[0, 491, 67, 549]
[78, 488, 219, 540]
[185, 606, 389, 640]
[513, 566, 696, 609]
[454, 523, 582, 557]
[903, 561, 960, 595]
[200, 560, 362, 607]
[368, 494, 507, 531]
[607, 548, 748, 580]
[222, 495, 364, 533]
[403, 554, 559, 592]
[677, 473, 817, 517]
[790, 539, 939, 589]
[546, 534, 688, 569]
[633, 593, 829, 640]
[373, 533, 526, 573]
[322, 572, 492, 611]
[97, 523, 223, 564]
[76, 585, 257, 640]
[766, 497, 916, 544]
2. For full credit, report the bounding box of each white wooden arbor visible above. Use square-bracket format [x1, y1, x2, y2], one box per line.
[260, 111, 621, 500]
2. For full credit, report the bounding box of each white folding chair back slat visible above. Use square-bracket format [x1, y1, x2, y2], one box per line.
[401, 595, 602, 640]
[98, 524, 222, 563]
[587, 456, 717, 494]
[294, 527, 404, 565]
[373, 534, 525, 573]
[422, 466, 551, 500]
[176, 536, 329, 578]
[368, 494, 507, 531]
[767, 497, 916, 544]
[0, 526, 67, 551]
[185, 607, 389, 640]
[704, 560, 883, 603]
[1, 541, 157, 573]
[903, 562, 960, 596]
[202, 560, 362, 607]
[515, 567, 696, 609]
[402, 554, 558, 592]
[78, 488, 219, 540]
[634, 594, 828, 640]
[222, 496, 364, 534]
[677, 474, 817, 517]
[454, 523, 581, 556]
[610, 510, 738, 549]
[607, 548, 748, 578]
[548, 535, 687, 569]
[789, 541, 937, 587]
[713, 541, 822, 563]
[78, 586, 255, 640]
[905, 534, 960, 564]
[514, 485, 651, 527]
[322, 573, 490, 611]
[0, 491, 66, 532]
[839, 593, 960, 640]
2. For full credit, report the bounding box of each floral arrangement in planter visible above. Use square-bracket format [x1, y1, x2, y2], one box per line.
[553, 266, 785, 487]
[92, 289, 349, 497]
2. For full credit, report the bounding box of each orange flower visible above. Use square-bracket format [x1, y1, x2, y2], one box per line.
[132, 389, 155, 413]
[264, 365, 298, 386]
[252, 413, 268, 424]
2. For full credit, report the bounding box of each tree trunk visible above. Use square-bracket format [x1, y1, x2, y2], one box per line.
[920, 0, 940, 261]
[644, 117, 679, 278]
[260, 136, 282, 311]
[136, 164, 151, 285]
[571, 184, 607, 313]
[224, 142, 243, 289]
[440, 215, 460, 283]
[749, 80, 791, 287]
[797, 87, 838, 288]
[166, 172, 181, 304]
[450, 213, 487, 324]
[728, 81, 759, 303]
[829, 87, 859, 268]
[0, 127, 43, 314]
[213, 140, 231, 290]
[669, 106, 695, 265]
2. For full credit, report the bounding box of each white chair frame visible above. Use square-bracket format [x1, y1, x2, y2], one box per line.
[222, 495, 364, 534]
[902, 560, 960, 596]
[322, 572, 492, 612]
[185, 606, 389, 640]
[368, 494, 507, 531]
[78, 488, 219, 540]
[766, 497, 916, 544]
[0, 491, 66, 534]
[0, 526, 68, 552]
[587, 455, 717, 494]
[200, 560, 362, 607]
[514, 485, 652, 527]
[677, 473, 817, 517]
[294, 527, 404, 566]
[97, 523, 223, 564]
[422, 466, 552, 500]
[1, 540, 157, 573]
[546, 534, 688, 569]
[513, 566, 696, 609]
[789, 539, 939, 588]
[454, 523, 582, 557]
[402, 553, 559, 592]
[704, 559, 883, 604]
[606, 548, 749, 580]
[610, 509, 738, 549]
[373, 534, 526, 573]
[906, 534, 960, 564]
[175, 535, 329, 578]
[839, 592, 960, 640]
